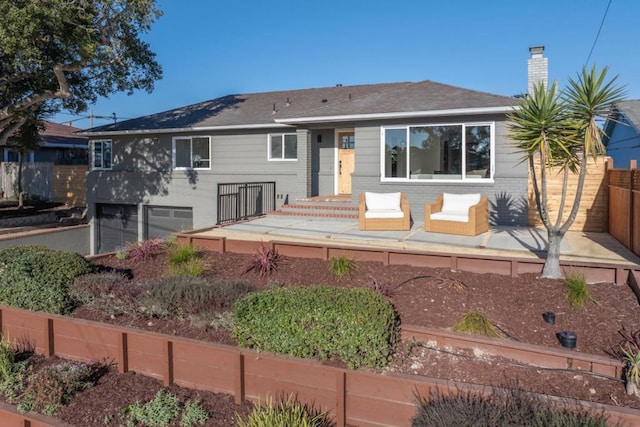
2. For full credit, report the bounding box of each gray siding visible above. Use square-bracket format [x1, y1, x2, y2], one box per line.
[87, 129, 310, 253]
[606, 115, 640, 168]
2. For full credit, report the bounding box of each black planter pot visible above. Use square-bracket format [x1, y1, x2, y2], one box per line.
[557, 331, 577, 349]
[543, 311, 556, 325]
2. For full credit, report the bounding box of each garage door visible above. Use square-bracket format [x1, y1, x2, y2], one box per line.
[97, 204, 138, 254]
[145, 206, 193, 240]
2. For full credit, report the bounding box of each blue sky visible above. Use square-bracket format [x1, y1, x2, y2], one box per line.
[54, 0, 640, 129]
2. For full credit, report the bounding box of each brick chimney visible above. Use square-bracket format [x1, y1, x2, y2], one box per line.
[527, 46, 548, 95]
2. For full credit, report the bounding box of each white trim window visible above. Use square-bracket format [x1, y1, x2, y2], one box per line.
[381, 123, 494, 181]
[268, 133, 297, 161]
[91, 139, 112, 170]
[173, 136, 211, 169]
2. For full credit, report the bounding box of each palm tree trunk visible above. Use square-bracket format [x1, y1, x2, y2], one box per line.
[541, 229, 564, 279]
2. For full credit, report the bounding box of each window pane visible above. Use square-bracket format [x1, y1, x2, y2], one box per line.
[384, 129, 407, 178]
[466, 125, 491, 178]
[175, 139, 191, 168]
[192, 137, 210, 168]
[103, 142, 112, 169]
[284, 134, 297, 159]
[270, 135, 283, 159]
[409, 127, 439, 179]
[436, 126, 462, 177]
[93, 143, 102, 168]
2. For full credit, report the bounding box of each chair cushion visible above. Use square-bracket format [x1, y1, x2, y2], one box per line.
[431, 211, 469, 223]
[365, 209, 405, 219]
[365, 192, 401, 211]
[441, 193, 481, 215]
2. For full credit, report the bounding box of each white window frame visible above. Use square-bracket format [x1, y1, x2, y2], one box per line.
[380, 122, 495, 183]
[267, 133, 298, 161]
[172, 136, 211, 170]
[90, 139, 112, 170]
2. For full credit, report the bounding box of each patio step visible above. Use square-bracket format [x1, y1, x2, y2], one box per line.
[268, 196, 358, 219]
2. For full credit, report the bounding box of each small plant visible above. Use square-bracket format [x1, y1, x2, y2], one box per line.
[328, 254, 355, 278]
[18, 360, 107, 416]
[127, 237, 165, 264]
[617, 326, 640, 397]
[168, 258, 205, 277]
[181, 400, 209, 426]
[237, 394, 333, 427]
[70, 272, 140, 316]
[123, 390, 180, 426]
[453, 311, 503, 338]
[115, 246, 128, 260]
[168, 243, 200, 266]
[244, 241, 280, 276]
[565, 272, 595, 309]
[122, 390, 208, 427]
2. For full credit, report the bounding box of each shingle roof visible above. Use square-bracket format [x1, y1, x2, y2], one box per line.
[616, 100, 640, 132]
[86, 80, 517, 133]
[41, 121, 87, 146]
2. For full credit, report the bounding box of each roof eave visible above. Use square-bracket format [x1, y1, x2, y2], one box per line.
[79, 122, 293, 137]
[275, 106, 517, 124]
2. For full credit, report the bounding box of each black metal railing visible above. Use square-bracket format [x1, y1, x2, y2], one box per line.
[217, 181, 276, 225]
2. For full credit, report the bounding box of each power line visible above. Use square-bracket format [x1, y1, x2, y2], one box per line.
[585, 0, 613, 66]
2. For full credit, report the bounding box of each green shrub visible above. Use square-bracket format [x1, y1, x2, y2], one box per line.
[123, 390, 208, 427]
[140, 276, 253, 318]
[453, 311, 503, 338]
[565, 272, 595, 309]
[18, 360, 107, 416]
[168, 243, 200, 266]
[237, 394, 333, 427]
[0, 246, 94, 314]
[233, 286, 399, 369]
[412, 386, 615, 427]
[328, 254, 355, 278]
[168, 258, 205, 277]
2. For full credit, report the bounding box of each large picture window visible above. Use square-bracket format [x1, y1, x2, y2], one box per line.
[382, 123, 492, 181]
[173, 136, 211, 169]
[91, 140, 112, 170]
[268, 134, 297, 160]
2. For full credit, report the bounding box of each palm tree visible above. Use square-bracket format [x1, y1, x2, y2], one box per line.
[508, 66, 625, 279]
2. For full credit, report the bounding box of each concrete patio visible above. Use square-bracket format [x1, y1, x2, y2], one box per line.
[194, 216, 640, 267]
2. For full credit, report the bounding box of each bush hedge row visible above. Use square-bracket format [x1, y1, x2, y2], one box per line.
[232, 286, 399, 369]
[0, 246, 93, 314]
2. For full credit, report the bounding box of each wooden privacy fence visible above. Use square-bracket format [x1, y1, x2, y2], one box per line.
[0, 163, 87, 206]
[608, 159, 640, 258]
[528, 156, 609, 232]
[2, 305, 640, 427]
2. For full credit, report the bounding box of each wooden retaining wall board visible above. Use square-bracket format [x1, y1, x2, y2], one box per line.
[174, 233, 638, 285]
[1, 306, 640, 426]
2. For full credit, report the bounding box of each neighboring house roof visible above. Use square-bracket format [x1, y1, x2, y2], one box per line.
[85, 80, 518, 135]
[40, 121, 88, 148]
[615, 100, 640, 132]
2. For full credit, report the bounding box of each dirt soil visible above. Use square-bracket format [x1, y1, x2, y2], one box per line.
[39, 250, 640, 425]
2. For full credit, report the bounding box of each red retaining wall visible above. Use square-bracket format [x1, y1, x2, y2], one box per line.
[1, 305, 640, 426]
[174, 233, 638, 285]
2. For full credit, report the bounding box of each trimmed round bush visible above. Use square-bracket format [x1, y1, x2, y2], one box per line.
[0, 246, 94, 314]
[232, 286, 399, 369]
[140, 276, 253, 318]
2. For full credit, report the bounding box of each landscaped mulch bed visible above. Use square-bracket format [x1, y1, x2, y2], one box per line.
[20, 248, 640, 425]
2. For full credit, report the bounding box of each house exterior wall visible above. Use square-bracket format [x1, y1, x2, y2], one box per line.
[87, 128, 309, 254]
[606, 115, 640, 168]
[350, 115, 529, 226]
